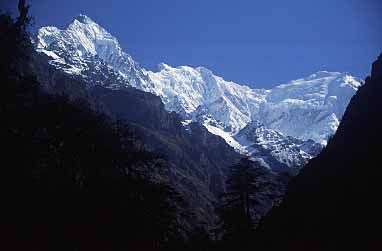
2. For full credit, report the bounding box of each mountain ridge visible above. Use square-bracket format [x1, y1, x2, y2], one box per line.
[253, 54, 382, 251]
[35, 14, 362, 172]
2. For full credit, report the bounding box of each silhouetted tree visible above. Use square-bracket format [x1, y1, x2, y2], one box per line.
[16, 0, 30, 29]
[215, 158, 267, 247]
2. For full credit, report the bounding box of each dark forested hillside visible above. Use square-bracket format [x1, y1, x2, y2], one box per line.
[90, 86, 245, 223]
[0, 6, 189, 251]
[254, 55, 382, 251]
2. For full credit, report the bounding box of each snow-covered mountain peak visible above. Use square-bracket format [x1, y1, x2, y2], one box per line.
[72, 14, 95, 24]
[36, 16, 150, 88]
[272, 72, 361, 105]
[148, 65, 363, 141]
[196, 66, 214, 75]
[65, 15, 123, 58]
[148, 63, 265, 133]
[157, 62, 172, 71]
[35, 15, 362, 172]
[38, 14, 121, 57]
[305, 70, 339, 80]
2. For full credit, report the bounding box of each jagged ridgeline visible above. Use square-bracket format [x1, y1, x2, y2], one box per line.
[36, 14, 362, 174]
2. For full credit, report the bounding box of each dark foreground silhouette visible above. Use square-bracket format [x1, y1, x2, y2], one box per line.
[0, 4, 190, 251]
[1, 1, 381, 250]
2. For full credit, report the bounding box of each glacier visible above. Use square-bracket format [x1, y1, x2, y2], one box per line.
[35, 14, 363, 173]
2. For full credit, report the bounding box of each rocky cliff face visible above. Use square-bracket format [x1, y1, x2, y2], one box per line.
[235, 121, 322, 175]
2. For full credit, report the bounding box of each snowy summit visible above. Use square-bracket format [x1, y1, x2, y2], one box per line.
[35, 15, 363, 173]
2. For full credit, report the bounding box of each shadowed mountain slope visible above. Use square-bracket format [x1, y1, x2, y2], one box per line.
[254, 54, 382, 251]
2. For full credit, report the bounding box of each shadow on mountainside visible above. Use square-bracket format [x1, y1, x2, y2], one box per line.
[252, 54, 382, 251]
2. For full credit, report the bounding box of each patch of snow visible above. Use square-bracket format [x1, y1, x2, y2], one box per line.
[38, 49, 61, 60]
[203, 123, 248, 154]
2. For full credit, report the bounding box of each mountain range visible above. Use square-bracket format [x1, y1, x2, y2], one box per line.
[3, 2, 381, 248]
[35, 14, 362, 173]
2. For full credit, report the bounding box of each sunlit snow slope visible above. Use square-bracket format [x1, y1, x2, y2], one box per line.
[36, 14, 362, 172]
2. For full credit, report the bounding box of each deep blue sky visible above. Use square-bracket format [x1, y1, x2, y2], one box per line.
[1, 0, 381, 88]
